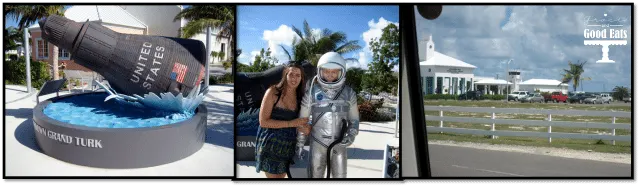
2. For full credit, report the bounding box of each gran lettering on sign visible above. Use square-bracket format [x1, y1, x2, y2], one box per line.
[34, 123, 103, 148]
[447, 68, 463, 74]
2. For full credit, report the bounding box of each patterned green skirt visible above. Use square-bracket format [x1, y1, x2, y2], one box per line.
[255, 127, 297, 174]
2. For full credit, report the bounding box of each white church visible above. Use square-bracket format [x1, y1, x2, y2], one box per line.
[419, 35, 569, 96]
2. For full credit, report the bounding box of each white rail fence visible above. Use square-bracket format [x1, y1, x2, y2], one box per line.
[424, 106, 632, 145]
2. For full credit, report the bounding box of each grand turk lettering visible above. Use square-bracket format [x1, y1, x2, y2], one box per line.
[34, 123, 103, 148]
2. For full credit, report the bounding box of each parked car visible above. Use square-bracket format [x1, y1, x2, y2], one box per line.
[508, 91, 529, 101]
[521, 93, 544, 103]
[623, 97, 632, 103]
[458, 91, 483, 100]
[584, 95, 606, 104]
[568, 93, 589, 104]
[599, 93, 613, 102]
[543, 91, 568, 103]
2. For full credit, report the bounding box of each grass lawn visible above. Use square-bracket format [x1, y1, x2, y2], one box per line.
[423, 100, 632, 154]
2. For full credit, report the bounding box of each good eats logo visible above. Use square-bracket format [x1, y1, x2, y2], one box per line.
[583, 13, 628, 63]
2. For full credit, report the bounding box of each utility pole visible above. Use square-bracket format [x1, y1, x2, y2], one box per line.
[24, 28, 32, 93]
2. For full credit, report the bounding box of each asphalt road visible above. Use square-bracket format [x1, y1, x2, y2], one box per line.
[428, 144, 631, 177]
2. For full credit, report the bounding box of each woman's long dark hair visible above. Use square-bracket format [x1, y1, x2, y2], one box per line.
[271, 61, 306, 105]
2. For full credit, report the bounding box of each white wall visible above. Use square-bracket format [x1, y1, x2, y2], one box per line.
[519, 85, 568, 94]
[190, 32, 231, 65]
[119, 5, 182, 37]
[420, 65, 475, 95]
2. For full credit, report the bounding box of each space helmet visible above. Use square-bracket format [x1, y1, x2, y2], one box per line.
[316, 52, 347, 90]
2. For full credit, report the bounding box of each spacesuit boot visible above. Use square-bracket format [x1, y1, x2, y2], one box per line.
[298, 52, 360, 178]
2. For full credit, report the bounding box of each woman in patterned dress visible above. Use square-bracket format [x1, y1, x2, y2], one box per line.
[255, 62, 311, 178]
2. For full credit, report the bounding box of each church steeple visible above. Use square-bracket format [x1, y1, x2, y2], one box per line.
[426, 35, 435, 61]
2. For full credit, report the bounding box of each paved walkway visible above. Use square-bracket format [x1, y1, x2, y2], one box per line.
[236, 121, 399, 178]
[4, 84, 234, 176]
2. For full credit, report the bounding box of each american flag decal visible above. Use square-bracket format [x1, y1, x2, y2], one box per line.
[171, 62, 188, 83]
[195, 65, 205, 86]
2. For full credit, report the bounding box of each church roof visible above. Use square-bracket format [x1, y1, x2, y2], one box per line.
[520, 79, 569, 86]
[419, 51, 477, 69]
[419, 35, 477, 69]
[474, 78, 512, 85]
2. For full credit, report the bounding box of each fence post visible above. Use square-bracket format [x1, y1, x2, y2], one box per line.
[491, 107, 496, 139]
[439, 105, 443, 133]
[548, 113, 552, 143]
[611, 116, 616, 145]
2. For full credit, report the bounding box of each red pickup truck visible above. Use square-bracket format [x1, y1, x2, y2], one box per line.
[543, 92, 568, 103]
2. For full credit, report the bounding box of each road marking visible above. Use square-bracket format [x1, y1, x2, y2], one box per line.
[451, 165, 525, 177]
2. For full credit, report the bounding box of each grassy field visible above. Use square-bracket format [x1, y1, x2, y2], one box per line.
[423, 100, 632, 154]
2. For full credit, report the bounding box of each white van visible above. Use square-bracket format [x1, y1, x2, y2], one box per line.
[508, 91, 529, 101]
[599, 93, 612, 102]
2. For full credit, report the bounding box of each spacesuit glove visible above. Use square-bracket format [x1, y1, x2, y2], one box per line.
[340, 128, 358, 146]
[296, 145, 305, 160]
[296, 133, 307, 160]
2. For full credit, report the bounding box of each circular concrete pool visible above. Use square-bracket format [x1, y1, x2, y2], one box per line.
[33, 92, 206, 168]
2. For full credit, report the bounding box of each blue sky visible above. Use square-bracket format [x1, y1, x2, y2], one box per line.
[4, 6, 72, 28]
[415, 5, 632, 92]
[237, 5, 399, 70]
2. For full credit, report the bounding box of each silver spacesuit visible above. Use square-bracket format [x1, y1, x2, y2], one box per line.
[297, 52, 360, 178]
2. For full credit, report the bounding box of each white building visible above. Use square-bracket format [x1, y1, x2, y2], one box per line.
[473, 76, 512, 95]
[518, 79, 569, 94]
[419, 35, 477, 95]
[419, 35, 569, 96]
[188, 27, 231, 66]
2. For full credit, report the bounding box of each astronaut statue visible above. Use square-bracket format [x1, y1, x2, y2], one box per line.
[297, 52, 360, 178]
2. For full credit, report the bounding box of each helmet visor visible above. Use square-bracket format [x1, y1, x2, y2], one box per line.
[318, 62, 344, 84]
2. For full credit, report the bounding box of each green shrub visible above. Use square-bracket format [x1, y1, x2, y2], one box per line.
[423, 94, 459, 100]
[4, 57, 51, 89]
[484, 95, 505, 100]
[356, 95, 366, 105]
[209, 72, 234, 85]
[358, 99, 393, 122]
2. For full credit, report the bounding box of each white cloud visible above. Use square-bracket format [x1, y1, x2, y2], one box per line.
[237, 52, 249, 65]
[247, 50, 260, 63]
[260, 25, 329, 64]
[262, 25, 300, 56]
[346, 52, 369, 70]
[238, 53, 247, 59]
[362, 17, 400, 54]
[355, 17, 400, 71]
[414, 5, 631, 90]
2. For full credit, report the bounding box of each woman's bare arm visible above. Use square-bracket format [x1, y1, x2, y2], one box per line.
[259, 88, 299, 128]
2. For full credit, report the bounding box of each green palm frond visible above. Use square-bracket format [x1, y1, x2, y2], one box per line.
[175, 5, 234, 41]
[280, 44, 292, 61]
[303, 20, 314, 42]
[327, 31, 347, 44]
[335, 40, 362, 54]
[9, 5, 65, 30]
[180, 18, 224, 39]
[291, 25, 304, 40]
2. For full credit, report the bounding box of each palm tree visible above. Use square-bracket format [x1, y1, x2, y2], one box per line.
[280, 20, 362, 65]
[558, 60, 588, 92]
[6, 5, 65, 80]
[4, 26, 23, 51]
[612, 86, 630, 101]
[174, 5, 234, 85]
